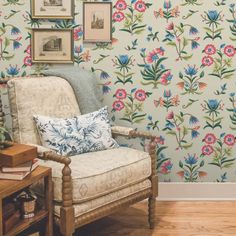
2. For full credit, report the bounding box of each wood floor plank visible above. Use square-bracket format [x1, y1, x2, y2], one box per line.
[56, 201, 236, 236]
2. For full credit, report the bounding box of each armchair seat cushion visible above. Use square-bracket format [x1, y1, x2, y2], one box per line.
[38, 147, 151, 203]
[54, 179, 151, 218]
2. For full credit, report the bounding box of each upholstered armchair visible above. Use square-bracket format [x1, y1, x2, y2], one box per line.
[0, 76, 158, 236]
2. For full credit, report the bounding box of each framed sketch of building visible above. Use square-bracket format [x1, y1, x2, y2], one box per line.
[31, 0, 74, 19]
[31, 29, 74, 63]
[83, 2, 112, 43]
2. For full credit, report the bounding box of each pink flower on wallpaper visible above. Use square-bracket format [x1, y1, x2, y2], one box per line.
[146, 48, 165, 64]
[154, 136, 165, 145]
[161, 160, 173, 174]
[204, 133, 217, 144]
[115, 89, 127, 99]
[166, 22, 174, 30]
[201, 145, 214, 155]
[134, 89, 146, 101]
[224, 134, 235, 146]
[25, 45, 31, 55]
[74, 45, 83, 54]
[204, 44, 216, 55]
[112, 100, 125, 111]
[166, 111, 174, 120]
[74, 27, 83, 41]
[160, 71, 172, 85]
[202, 56, 214, 66]
[23, 56, 32, 66]
[115, 0, 127, 11]
[134, 1, 146, 12]
[113, 11, 125, 22]
[146, 49, 159, 63]
[224, 45, 235, 57]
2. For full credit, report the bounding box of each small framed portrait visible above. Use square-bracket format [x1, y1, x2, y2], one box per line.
[31, 0, 74, 19]
[31, 29, 74, 64]
[83, 2, 112, 43]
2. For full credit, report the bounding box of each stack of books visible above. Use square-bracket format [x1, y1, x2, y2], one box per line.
[0, 143, 38, 180]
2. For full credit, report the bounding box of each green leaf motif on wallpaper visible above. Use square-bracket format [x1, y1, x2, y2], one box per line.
[181, 0, 202, 6]
[227, 93, 236, 130]
[2, 0, 24, 6]
[182, 10, 199, 20]
[4, 10, 21, 20]
[92, 42, 113, 51]
[227, 4, 236, 41]
[23, 12, 41, 28]
[125, 39, 138, 51]
[214, 83, 227, 96]
[214, 0, 227, 6]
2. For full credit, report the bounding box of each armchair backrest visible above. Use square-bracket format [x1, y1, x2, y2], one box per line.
[7, 76, 81, 145]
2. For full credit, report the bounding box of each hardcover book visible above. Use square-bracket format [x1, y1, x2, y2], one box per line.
[0, 162, 39, 180]
[2, 158, 39, 173]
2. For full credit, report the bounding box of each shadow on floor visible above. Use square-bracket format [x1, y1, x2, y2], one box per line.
[54, 204, 156, 236]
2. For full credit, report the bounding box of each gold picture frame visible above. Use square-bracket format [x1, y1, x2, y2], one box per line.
[31, 0, 74, 19]
[83, 2, 112, 43]
[31, 29, 74, 64]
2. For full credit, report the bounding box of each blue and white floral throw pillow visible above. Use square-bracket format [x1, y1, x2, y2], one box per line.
[34, 106, 119, 156]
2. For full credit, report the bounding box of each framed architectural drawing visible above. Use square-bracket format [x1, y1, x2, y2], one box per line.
[83, 2, 112, 42]
[31, 29, 74, 64]
[31, 0, 74, 19]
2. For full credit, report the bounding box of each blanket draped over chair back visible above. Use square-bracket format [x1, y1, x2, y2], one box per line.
[43, 67, 103, 114]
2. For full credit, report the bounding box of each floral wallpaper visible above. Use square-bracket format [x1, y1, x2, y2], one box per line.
[0, 0, 236, 183]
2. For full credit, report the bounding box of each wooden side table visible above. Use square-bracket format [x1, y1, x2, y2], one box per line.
[0, 166, 52, 236]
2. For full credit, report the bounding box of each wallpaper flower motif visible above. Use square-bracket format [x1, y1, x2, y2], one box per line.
[0, 0, 236, 182]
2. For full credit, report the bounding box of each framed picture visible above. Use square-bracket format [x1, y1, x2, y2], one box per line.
[83, 2, 112, 43]
[31, 29, 74, 64]
[31, 0, 74, 19]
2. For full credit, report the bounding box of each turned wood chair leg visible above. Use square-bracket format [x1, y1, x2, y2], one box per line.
[148, 196, 156, 229]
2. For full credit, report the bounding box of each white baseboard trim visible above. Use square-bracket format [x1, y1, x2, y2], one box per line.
[157, 182, 236, 201]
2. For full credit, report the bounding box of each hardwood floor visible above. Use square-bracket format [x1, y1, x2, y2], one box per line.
[72, 201, 236, 236]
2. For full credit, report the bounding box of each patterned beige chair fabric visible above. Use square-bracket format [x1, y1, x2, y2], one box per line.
[54, 180, 151, 217]
[36, 147, 151, 203]
[7, 76, 81, 145]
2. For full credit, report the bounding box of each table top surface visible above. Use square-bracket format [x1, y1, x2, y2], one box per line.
[0, 166, 51, 198]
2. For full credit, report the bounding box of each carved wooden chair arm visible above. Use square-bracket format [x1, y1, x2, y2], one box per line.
[112, 126, 157, 140]
[42, 151, 71, 165]
[41, 150, 75, 233]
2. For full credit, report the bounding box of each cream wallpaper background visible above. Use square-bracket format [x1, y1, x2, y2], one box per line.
[0, 0, 236, 182]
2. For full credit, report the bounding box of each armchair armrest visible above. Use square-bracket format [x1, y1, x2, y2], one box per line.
[111, 126, 134, 137]
[26, 143, 71, 165]
[111, 126, 157, 140]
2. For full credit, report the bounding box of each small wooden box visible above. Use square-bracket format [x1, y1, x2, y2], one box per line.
[0, 144, 37, 167]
